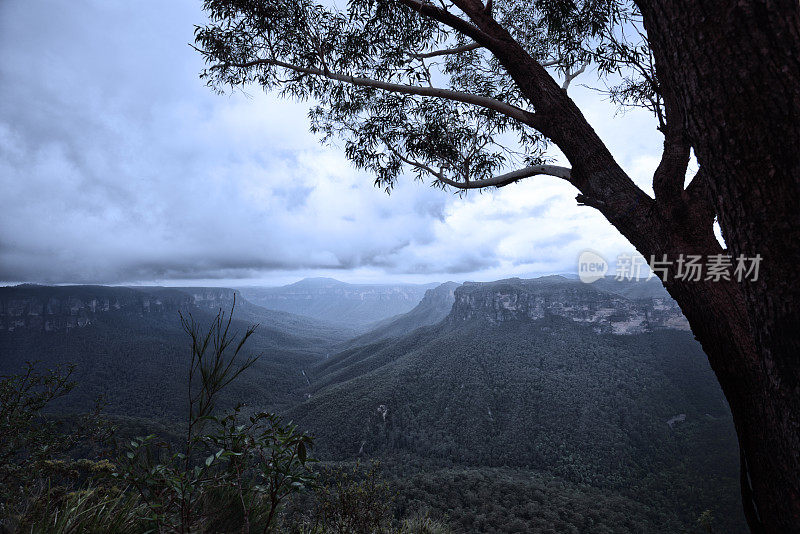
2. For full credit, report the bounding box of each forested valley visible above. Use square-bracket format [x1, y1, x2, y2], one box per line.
[0, 278, 745, 532]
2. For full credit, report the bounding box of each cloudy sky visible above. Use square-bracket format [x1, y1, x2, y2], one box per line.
[0, 0, 669, 287]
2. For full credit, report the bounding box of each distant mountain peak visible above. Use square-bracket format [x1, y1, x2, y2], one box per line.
[291, 277, 348, 287]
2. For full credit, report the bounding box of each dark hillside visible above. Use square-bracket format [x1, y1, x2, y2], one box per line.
[0, 285, 346, 418]
[287, 277, 745, 532]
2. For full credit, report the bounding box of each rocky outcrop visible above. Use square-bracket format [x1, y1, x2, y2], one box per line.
[0, 285, 239, 333]
[449, 276, 689, 334]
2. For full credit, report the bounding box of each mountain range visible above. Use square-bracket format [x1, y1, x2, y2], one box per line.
[284, 277, 741, 529]
[0, 285, 350, 417]
[0, 276, 746, 532]
[237, 278, 438, 327]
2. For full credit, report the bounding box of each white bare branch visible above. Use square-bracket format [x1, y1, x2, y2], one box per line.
[437, 164, 572, 189]
[381, 138, 571, 190]
[212, 57, 538, 127]
[562, 61, 589, 91]
[413, 42, 482, 59]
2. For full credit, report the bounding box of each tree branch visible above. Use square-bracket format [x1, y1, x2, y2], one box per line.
[653, 70, 690, 206]
[381, 136, 571, 189]
[212, 57, 538, 127]
[437, 164, 572, 189]
[575, 194, 608, 209]
[682, 165, 716, 235]
[395, 0, 498, 49]
[382, 141, 446, 180]
[413, 42, 481, 59]
[447, 11, 659, 237]
[562, 61, 589, 91]
[685, 166, 714, 216]
[652, 125, 690, 206]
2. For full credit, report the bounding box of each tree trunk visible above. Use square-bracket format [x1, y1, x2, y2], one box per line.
[662, 269, 786, 533]
[635, 1, 800, 531]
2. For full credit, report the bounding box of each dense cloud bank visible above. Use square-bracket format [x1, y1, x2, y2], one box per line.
[0, 0, 661, 285]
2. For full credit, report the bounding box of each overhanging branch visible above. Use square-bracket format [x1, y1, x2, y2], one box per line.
[438, 164, 572, 189]
[413, 42, 482, 59]
[395, 0, 498, 49]
[381, 139, 571, 190]
[211, 57, 538, 127]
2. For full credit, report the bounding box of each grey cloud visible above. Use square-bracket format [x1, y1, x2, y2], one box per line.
[272, 185, 315, 210]
[441, 255, 500, 274]
[413, 197, 448, 222]
[482, 197, 557, 221]
[533, 231, 582, 249]
[402, 254, 500, 275]
[0, 0, 638, 285]
[507, 232, 583, 267]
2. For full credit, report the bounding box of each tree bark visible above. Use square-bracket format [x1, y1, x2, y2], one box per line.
[634, 1, 800, 532]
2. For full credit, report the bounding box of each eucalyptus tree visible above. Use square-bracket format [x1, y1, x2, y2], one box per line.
[194, 1, 800, 531]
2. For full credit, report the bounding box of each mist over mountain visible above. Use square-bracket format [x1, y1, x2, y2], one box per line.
[237, 278, 439, 327]
[338, 281, 459, 349]
[293, 278, 721, 467]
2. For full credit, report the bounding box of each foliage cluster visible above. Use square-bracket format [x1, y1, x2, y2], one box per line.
[0, 361, 113, 530]
[195, 0, 658, 191]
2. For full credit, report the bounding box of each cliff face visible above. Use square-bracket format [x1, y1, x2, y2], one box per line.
[417, 281, 458, 312]
[449, 277, 689, 334]
[2, 277, 690, 336]
[0, 286, 237, 333]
